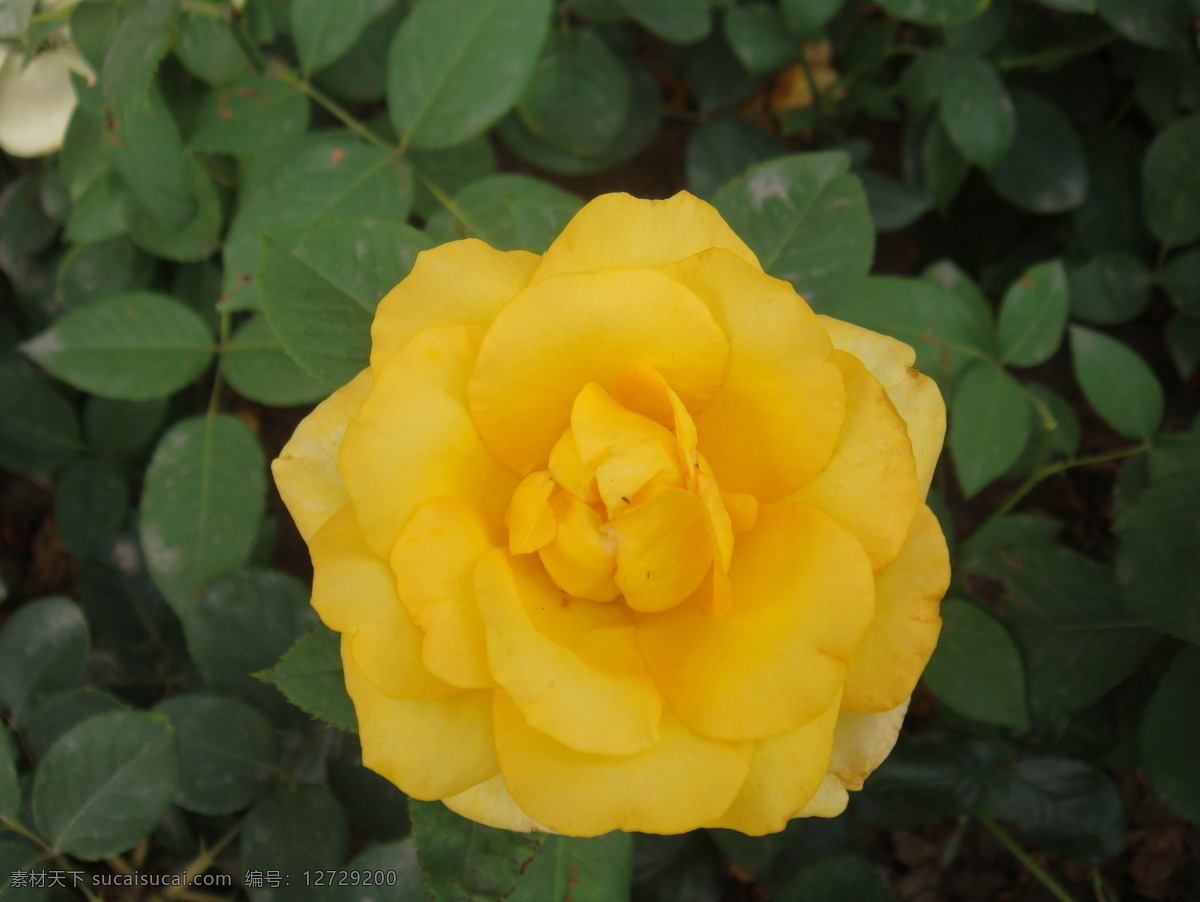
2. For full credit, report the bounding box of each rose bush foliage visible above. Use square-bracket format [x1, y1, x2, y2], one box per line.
[273, 192, 949, 837]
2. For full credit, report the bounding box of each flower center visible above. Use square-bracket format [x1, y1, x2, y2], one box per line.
[504, 366, 756, 615]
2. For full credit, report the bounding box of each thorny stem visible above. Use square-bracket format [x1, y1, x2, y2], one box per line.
[977, 810, 1079, 902]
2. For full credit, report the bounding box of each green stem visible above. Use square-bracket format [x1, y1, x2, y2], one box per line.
[207, 308, 231, 419]
[974, 440, 1151, 536]
[976, 811, 1078, 902]
[271, 60, 395, 153]
[163, 818, 244, 900]
[995, 34, 1117, 71]
[0, 815, 53, 854]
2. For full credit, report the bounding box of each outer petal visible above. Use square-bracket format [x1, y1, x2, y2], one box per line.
[272, 369, 373, 542]
[662, 249, 845, 500]
[532, 191, 760, 283]
[707, 693, 841, 835]
[789, 350, 921, 570]
[475, 550, 662, 756]
[819, 315, 946, 499]
[310, 505, 452, 700]
[369, 240, 539, 371]
[637, 503, 875, 741]
[443, 776, 548, 833]
[390, 498, 500, 689]
[0, 47, 91, 158]
[841, 506, 947, 713]
[469, 269, 729, 475]
[344, 639, 499, 799]
[797, 698, 911, 818]
[493, 691, 752, 837]
[340, 325, 518, 557]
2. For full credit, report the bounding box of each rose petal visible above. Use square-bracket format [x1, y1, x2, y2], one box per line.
[532, 191, 760, 284]
[662, 249, 845, 500]
[443, 775, 548, 833]
[706, 693, 841, 835]
[345, 641, 499, 799]
[272, 369, 373, 541]
[493, 690, 751, 837]
[841, 506, 947, 713]
[468, 268, 729, 475]
[538, 493, 619, 602]
[818, 316, 946, 499]
[637, 503, 874, 741]
[390, 498, 501, 690]
[788, 350, 921, 570]
[310, 505, 452, 700]
[341, 325, 517, 557]
[369, 240, 539, 371]
[475, 550, 661, 756]
[0, 46, 91, 158]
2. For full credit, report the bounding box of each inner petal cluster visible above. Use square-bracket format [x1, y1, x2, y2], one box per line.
[504, 367, 755, 616]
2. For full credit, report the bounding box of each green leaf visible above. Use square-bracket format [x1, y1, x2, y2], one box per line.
[496, 63, 661, 176]
[190, 76, 310, 156]
[410, 799, 542, 902]
[56, 236, 155, 309]
[510, 832, 634, 902]
[1142, 114, 1200, 248]
[1167, 314, 1200, 379]
[156, 694, 279, 815]
[387, 0, 553, 150]
[987, 91, 1088, 214]
[724, 4, 797, 75]
[259, 219, 431, 387]
[837, 275, 994, 381]
[0, 366, 80, 475]
[937, 53, 1015, 169]
[0, 837, 51, 901]
[866, 732, 1004, 823]
[53, 458, 127, 558]
[223, 314, 330, 407]
[686, 116, 785, 199]
[949, 363, 1031, 497]
[679, 30, 757, 113]
[858, 170, 932, 232]
[426, 175, 583, 252]
[712, 152, 874, 309]
[1115, 472, 1200, 644]
[776, 854, 895, 902]
[919, 116, 970, 209]
[0, 728, 17, 822]
[84, 396, 167, 457]
[0, 597, 88, 718]
[101, 2, 193, 229]
[325, 840, 427, 902]
[1073, 129, 1152, 254]
[32, 711, 178, 861]
[19, 688, 126, 759]
[619, 0, 711, 43]
[990, 756, 1126, 865]
[1067, 252, 1153, 325]
[139, 415, 267, 617]
[174, 9, 249, 84]
[311, 1, 407, 104]
[517, 28, 631, 157]
[923, 598, 1030, 730]
[997, 260, 1068, 366]
[1162, 247, 1200, 317]
[1069, 325, 1163, 439]
[22, 292, 214, 401]
[1097, 0, 1192, 50]
[224, 136, 414, 309]
[241, 785, 349, 902]
[65, 171, 128, 244]
[1140, 646, 1200, 823]
[261, 625, 357, 732]
[292, 0, 379, 75]
[186, 568, 315, 699]
[876, 0, 989, 25]
[972, 545, 1159, 723]
[781, 0, 845, 33]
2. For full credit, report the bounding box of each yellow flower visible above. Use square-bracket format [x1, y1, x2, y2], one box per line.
[273, 192, 949, 836]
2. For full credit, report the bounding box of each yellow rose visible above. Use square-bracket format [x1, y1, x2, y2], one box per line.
[273, 192, 949, 836]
